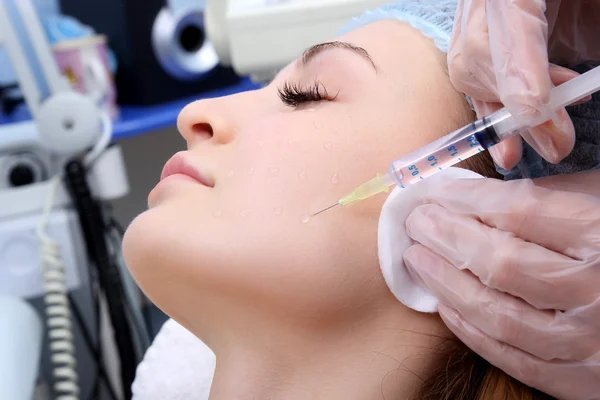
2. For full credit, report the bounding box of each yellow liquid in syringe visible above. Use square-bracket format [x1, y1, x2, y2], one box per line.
[394, 135, 485, 187]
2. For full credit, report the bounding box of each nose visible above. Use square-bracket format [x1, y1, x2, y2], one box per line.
[177, 97, 234, 146]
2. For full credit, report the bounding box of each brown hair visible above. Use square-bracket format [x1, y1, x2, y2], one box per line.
[457, 149, 502, 180]
[416, 339, 556, 400]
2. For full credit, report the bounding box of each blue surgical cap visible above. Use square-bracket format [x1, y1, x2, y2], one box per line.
[340, 0, 457, 54]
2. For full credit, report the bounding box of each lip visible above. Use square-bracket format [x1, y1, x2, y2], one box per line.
[160, 151, 214, 188]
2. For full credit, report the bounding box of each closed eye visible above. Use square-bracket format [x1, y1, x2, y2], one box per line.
[277, 80, 338, 107]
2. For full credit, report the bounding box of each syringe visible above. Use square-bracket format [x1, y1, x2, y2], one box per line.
[313, 64, 600, 216]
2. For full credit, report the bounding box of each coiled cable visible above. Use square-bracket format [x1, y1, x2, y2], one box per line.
[37, 176, 80, 400]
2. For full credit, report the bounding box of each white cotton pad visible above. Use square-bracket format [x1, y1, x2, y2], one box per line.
[132, 318, 215, 400]
[378, 167, 484, 313]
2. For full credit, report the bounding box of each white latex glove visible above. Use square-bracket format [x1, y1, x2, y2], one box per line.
[403, 170, 600, 400]
[448, 0, 600, 170]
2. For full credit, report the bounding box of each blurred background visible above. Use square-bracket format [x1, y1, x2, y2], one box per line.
[0, 1, 389, 399]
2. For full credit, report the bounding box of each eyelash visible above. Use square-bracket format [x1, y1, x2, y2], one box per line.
[277, 80, 338, 107]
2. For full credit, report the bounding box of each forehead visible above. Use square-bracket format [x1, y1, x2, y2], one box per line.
[266, 20, 464, 146]
[335, 21, 453, 109]
[337, 20, 446, 75]
[274, 20, 445, 83]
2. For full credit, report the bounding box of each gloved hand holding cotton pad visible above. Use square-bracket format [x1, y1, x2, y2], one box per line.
[378, 167, 484, 313]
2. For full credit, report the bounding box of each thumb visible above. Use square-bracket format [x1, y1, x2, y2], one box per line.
[487, 0, 553, 125]
[519, 65, 580, 164]
[478, 66, 584, 169]
[486, 0, 571, 164]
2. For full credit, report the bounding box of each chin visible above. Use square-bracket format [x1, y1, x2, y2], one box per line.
[122, 210, 196, 323]
[122, 209, 167, 295]
[122, 214, 147, 275]
[121, 197, 387, 335]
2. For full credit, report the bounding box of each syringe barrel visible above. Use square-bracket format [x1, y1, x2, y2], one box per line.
[384, 65, 600, 192]
[388, 115, 503, 188]
[388, 166, 405, 188]
[485, 108, 519, 140]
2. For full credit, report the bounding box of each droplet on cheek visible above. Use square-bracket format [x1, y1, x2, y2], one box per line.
[247, 168, 255, 176]
[273, 207, 283, 216]
[298, 169, 306, 181]
[228, 171, 235, 178]
[323, 142, 333, 152]
[239, 209, 251, 218]
[301, 214, 311, 224]
[269, 167, 280, 177]
[213, 210, 223, 218]
[330, 173, 340, 185]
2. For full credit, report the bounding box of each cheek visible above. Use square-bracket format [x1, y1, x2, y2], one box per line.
[126, 108, 397, 325]
[221, 110, 392, 219]
[124, 199, 387, 324]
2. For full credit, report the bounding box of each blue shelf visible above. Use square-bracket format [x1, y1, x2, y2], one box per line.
[0, 77, 262, 141]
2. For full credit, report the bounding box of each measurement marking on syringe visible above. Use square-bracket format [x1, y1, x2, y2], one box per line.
[342, 66, 600, 209]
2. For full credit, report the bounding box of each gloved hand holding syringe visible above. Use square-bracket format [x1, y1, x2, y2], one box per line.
[313, 64, 600, 216]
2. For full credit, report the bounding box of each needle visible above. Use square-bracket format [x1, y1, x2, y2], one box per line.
[312, 202, 339, 217]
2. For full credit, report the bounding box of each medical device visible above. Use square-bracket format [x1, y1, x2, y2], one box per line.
[0, 296, 43, 400]
[0, 1, 148, 398]
[314, 64, 600, 215]
[60, 0, 238, 105]
[205, 0, 391, 82]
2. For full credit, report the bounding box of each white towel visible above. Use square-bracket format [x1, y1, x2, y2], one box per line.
[132, 318, 215, 400]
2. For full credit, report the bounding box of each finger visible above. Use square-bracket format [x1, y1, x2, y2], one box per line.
[419, 177, 600, 257]
[519, 65, 582, 164]
[549, 64, 579, 86]
[470, 67, 582, 112]
[447, 0, 465, 62]
[522, 106, 576, 164]
[472, 65, 585, 170]
[448, 0, 498, 102]
[486, 0, 553, 123]
[488, 136, 522, 170]
[439, 304, 600, 400]
[405, 203, 596, 311]
[534, 170, 600, 197]
[519, 64, 581, 163]
[405, 245, 594, 361]
[549, 64, 592, 104]
[487, 1, 577, 164]
[473, 100, 523, 169]
[571, 94, 593, 106]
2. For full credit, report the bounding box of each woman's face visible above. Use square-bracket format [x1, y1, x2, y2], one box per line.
[123, 21, 470, 341]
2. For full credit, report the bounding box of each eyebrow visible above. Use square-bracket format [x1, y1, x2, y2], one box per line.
[297, 41, 377, 71]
